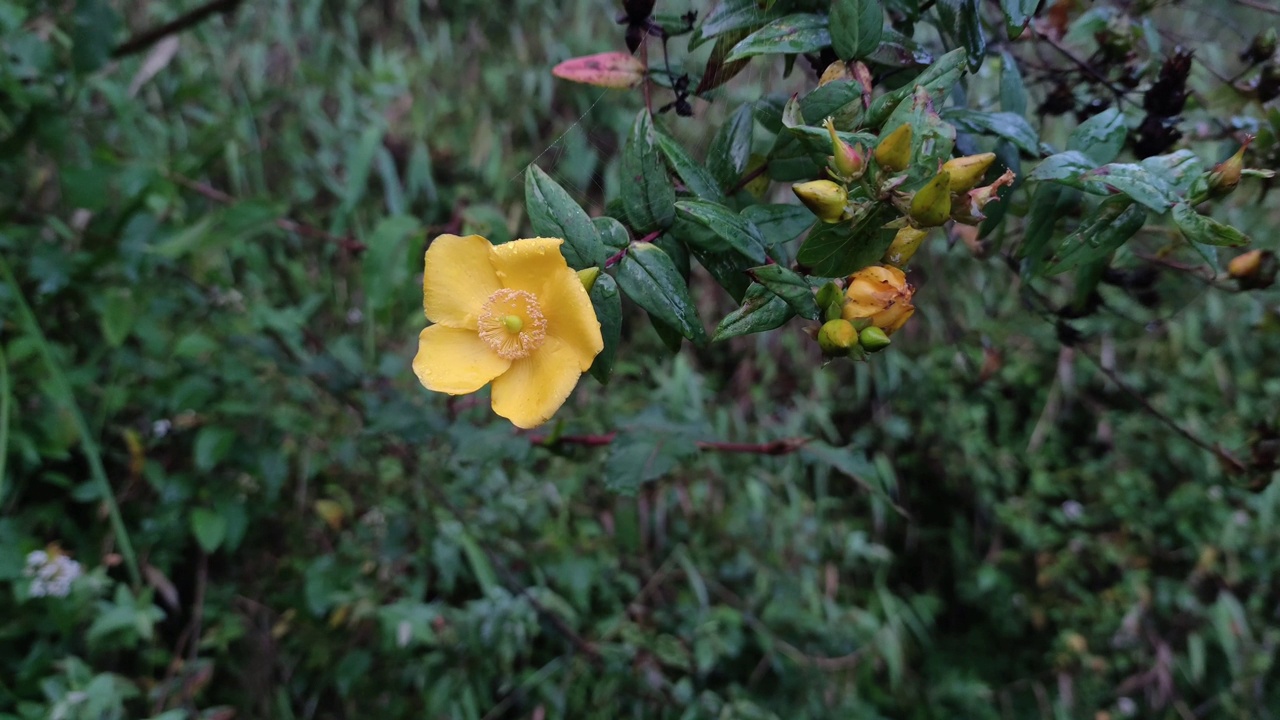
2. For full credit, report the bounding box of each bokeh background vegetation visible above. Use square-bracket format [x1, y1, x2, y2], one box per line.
[3, 0, 1280, 718]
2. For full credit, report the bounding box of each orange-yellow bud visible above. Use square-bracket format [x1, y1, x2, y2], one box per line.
[873, 124, 913, 173]
[824, 117, 866, 180]
[883, 226, 930, 268]
[793, 180, 848, 223]
[951, 168, 1016, 225]
[908, 171, 952, 228]
[842, 265, 916, 335]
[941, 152, 996, 192]
[1207, 136, 1252, 197]
[1227, 249, 1277, 289]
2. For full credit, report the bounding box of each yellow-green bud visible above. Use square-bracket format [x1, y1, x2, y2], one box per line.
[793, 179, 848, 223]
[858, 326, 891, 352]
[908, 171, 952, 228]
[941, 152, 996, 192]
[883, 226, 929, 267]
[873, 124, 913, 173]
[1207, 136, 1252, 197]
[818, 319, 860, 356]
[577, 267, 600, 293]
[824, 117, 866, 181]
[815, 281, 845, 321]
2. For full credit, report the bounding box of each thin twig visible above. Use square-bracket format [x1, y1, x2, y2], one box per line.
[113, 0, 244, 59]
[170, 173, 366, 254]
[1035, 29, 1134, 106]
[1229, 0, 1280, 14]
[728, 163, 769, 194]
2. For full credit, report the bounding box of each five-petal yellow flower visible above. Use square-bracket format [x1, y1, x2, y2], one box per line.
[413, 234, 604, 429]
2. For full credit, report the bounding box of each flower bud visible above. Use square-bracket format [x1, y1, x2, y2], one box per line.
[1227, 249, 1277, 289]
[941, 152, 996, 192]
[842, 265, 915, 335]
[883, 226, 929, 268]
[793, 180, 848, 223]
[951, 168, 1016, 225]
[824, 117, 866, 180]
[908, 170, 952, 228]
[874, 124, 913, 173]
[817, 318, 860, 356]
[815, 281, 845, 321]
[577, 267, 600, 293]
[1207, 136, 1252, 197]
[858, 326, 891, 352]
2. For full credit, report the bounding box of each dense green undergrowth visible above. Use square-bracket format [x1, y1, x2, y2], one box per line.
[2, 0, 1280, 718]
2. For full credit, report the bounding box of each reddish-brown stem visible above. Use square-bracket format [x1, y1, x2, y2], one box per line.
[728, 163, 769, 194]
[603, 230, 661, 268]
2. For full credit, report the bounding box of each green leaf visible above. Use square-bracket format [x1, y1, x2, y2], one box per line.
[617, 242, 706, 343]
[71, 0, 120, 74]
[654, 126, 726, 203]
[796, 207, 896, 277]
[749, 264, 820, 319]
[1046, 197, 1147, 275]
[1140, 150, 1204, 195]
[943, 109, 1038, 156]
[588, 273, 622, 384]
[605, 417, 701, 494]
[708, 103, 756, 191]
[726, 14, 832, 62]
[151, 216, 215, 260]
[1067, 107, 1126, 164]
[363, 215, 421, 313]
[713, 284, 795, 341]
[865, 47, 967, 128]
[830, 0, 884, 61]
[742, 204, 815, 248]
[191, 508, 228, 553]
[99, 287, 136, 347]
[337, 124, 387, 225]
[999, 51, 1027, 116]
[193, 426, 235, 472]
[1001, 0, 1038, 38]
[594, 216, 630, 251]
[622, 112, 676, 234]
[1018, 183, 1079, 269]
[1030, 151, 1097, 183]
[692, 0, 790, 48]
[936, 0, 985, 71]
[799, 80, 863, 126]
[674, 200, 767, 262]
[867, 27, 934, 68]
[525, 165, 607, 268]
[1082, 163, 1177, 213]
[1172, 203, 1250, 247]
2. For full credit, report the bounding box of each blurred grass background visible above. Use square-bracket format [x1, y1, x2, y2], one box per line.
[2, 0, 1280, 718]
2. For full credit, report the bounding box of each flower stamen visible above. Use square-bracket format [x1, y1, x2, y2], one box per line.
[477, 289, 547, 359]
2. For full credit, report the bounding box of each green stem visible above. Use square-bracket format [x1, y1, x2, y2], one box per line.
[0, 255, 141, 587]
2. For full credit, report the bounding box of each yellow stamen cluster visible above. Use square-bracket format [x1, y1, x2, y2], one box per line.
[477, 288, 547, 359]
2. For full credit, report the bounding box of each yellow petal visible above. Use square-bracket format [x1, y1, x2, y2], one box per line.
[540, 267, 604, 371]
[490, 237, 568, 297]
[423, 234, 501, 329]
[490, 336, 584, 429]
[413, 325, 510, 395]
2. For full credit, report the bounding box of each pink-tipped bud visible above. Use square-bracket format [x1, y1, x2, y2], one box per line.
[1207, 136, 1252, 197]
[824, 117, 866, 180]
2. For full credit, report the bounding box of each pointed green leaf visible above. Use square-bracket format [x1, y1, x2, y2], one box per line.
[1172, 203, 1250, 247]
[713, 284, 795, 341]
[588, 273, 622, 383]
[617, 242, 706, 343]
[525, 165, 607, 268]
[749, 264, 820, 319]
[622, 112, 676, 234]
[796, 206, 896, 277]
[1067, 107, 1126, 164]
[830, 0, 884, 61]
[937, 0, 986, 71]
[742, 204, 815, 248]
[593, 216, 631, 251]
[1082, 163, 1177, 212]
[1001, 0, 1038, 38]
[943, 109, 1039, 156]
[726, 14, 831, 62]
[674, 200, 767, 262]
[191, 508, 227, 553]
[654, 127, 726, 203]
[708, 103, 756, 191]
[1030, 151, 1097, 183]
[1046, 197, 1146, 275]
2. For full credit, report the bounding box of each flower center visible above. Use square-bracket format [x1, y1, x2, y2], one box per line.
[477, 289, 547, 360]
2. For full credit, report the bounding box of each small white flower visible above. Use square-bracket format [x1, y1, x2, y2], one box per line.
[152, 418, 173, 438]
[347, 307, 364, 324]
[24, 550, 83, 598]
[1117, 697, 1137, 716]
[1061, 500, 1084, 521]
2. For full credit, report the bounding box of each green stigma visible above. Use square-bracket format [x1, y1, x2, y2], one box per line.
[501, 315, 524, 333]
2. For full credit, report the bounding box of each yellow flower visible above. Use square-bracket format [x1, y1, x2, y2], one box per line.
[842, 265, 916, 335]
[412, 234, 604, 429]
